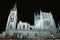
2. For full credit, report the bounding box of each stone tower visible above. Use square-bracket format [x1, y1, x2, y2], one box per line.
[34, 11, 41, 30]
[5, 3, 17, 36]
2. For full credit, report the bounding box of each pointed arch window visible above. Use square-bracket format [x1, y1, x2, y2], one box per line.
[10, 13, 15, 22]
[10, 25, 12, 29]
[10, 16, 14, 22]
[23, 25, 25, 29]
[11, 18, 14, 22]
[27, 33, 29, 36]
[20, 25, 21, 29]
[35, 33, 37, 37]
[27, 25, 29, 28]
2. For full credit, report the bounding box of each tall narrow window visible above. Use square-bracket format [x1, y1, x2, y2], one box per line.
[20, 25, 21, 29]
[27, 33, 29, 36]
[10, 25, 12, 29]
[35, 33, 37, 37]
[27, 25, 29, 28]
[11, 18, 14, 22]
[23, 25, 25, 29]
[10, 16, 14, 22]
[19, 34, 21, 37]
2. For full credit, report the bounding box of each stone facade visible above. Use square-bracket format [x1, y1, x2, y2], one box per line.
[5, 3, 57, 38]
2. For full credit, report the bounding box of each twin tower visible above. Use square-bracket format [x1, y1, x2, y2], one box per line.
[5, 3, 56, 38]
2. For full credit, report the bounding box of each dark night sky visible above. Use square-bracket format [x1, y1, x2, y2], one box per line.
[0, 0, 60, 33]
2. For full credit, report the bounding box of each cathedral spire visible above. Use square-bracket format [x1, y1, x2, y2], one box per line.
[12, 3, 17, 11]
[6, 3, 17, 33]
